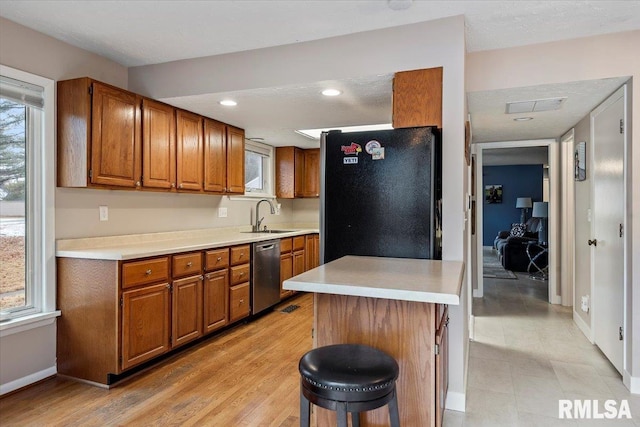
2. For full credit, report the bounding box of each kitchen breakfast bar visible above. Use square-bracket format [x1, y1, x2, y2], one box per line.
[283, 256, 464, 427]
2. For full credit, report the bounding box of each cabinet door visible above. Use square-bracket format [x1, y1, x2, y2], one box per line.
[142, 99, 176, 189]
[203, 118, 227, 193]
[172, 275, 203, 347]
[121, 283, 170, 370]
[280, 253, 293, 299]
[294, 147, 305, 198]
[293, 250, 305, 277]
[313, 234, 320, 268]
[226, 126, 245, 194]
[303, 148, 320, 197]
[176, 110, 203, 191]
[276, 146, 295, 199]
[204, 269, 229, 334]
[229, 282, 250, 322]
[91, 82, 141, 188]
[392, 67, 443, 129]
[435, 309, 449, 427]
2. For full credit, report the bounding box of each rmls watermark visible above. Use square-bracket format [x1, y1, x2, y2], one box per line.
[559, 399, 632, 419]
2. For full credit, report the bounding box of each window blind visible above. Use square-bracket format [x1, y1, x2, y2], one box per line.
[0, 75, 44, 109]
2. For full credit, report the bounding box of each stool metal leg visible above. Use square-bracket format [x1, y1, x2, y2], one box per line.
[300, 390, 310, 427]
[336, 402, 348, 427]
[351, 411, 360, 427]
[388, 388, 401, 427]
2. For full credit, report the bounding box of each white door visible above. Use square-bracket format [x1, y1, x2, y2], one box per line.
[591, 86, 625, 373]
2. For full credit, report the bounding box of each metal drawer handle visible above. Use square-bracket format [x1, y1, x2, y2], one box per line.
[239, 272, 245, 277]
[239, 299, 244, 304]
[186, 261, 193, 267]
[217, 257, 222, 261]
[145, 269, 152, 275]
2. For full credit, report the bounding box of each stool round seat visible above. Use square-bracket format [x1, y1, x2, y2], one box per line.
[298, 344, 401, 427]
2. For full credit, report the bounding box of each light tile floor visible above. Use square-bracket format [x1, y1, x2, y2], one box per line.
[444, 252, 640, 427]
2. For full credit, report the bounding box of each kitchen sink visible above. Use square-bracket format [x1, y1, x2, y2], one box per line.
[241, 229, 298, 234]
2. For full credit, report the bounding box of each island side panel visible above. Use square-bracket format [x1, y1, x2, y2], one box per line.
[57, 258, 120, 385]
[314, 293, 436, 427]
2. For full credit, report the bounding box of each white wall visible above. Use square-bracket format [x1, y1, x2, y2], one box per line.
[467, 30, 640, 393]
[0, 16, 128, 391]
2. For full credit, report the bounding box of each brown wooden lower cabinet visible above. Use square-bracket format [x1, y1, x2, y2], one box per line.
[229, 282, 250, 322]
[314, 293, 448, 427]
[171, 275, 204, 347]
[203, 268, 229, 333]
[57, 243, 252, 386]
[121, 282, 171, 371]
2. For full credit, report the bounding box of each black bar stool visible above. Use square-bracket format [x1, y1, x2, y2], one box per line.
[298, 343, 400, 427]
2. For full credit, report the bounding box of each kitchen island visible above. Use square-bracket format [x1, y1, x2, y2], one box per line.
[284, 255, 464, 427]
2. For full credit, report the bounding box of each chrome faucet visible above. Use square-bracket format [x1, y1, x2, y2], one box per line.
[253, 199, 276, 232]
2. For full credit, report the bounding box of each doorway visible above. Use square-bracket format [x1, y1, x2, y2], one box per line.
[473, 139, 559, 304]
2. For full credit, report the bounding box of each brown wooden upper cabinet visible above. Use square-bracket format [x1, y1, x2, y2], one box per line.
[204, 119, 245, 194]
[57, 77, 245, 195]
[58, 78, 142, 188]
[176, 110, 204, 191]
[392, 67, 443, 129]
[142, 98, 176, 190]
[276, 147, 320, 199]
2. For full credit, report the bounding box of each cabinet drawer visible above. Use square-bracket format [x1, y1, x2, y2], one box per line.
[205, 248, 229, 271]
[230, 245, 250, 266]
[230, 264, 250, 285]
[122, 257, 170, 289]
[229, 282, 250, 323]
[172, 252, 203, 278]
[293, 236, 305, 251]
[280, 237, 292, 253]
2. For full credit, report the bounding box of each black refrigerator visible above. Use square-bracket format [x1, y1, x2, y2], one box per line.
[320, 126, 442, 264]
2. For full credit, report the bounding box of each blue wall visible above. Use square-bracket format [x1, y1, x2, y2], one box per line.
[483, 165, 543, 246]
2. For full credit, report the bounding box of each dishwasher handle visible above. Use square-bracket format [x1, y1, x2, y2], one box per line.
[256, 243, 277, 252]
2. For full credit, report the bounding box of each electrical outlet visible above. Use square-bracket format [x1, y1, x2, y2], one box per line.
[99, 205, 108, 221]
[218, 207, 228, 218]
[275, 203, 281, 215]
[581, 295, 590, 313]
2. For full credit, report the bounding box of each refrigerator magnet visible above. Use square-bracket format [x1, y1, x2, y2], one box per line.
[365, 140, 381, 154]
[341, 143, 362, 155]
[343, 157, 358, 164]
[371, 147, 385, 160]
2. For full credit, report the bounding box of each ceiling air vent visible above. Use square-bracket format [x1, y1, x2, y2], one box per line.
[506, 97, 567, 114]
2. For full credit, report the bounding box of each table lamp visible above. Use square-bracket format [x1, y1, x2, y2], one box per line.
[532, 201, 548, 244]
[516, 197, 532, 223]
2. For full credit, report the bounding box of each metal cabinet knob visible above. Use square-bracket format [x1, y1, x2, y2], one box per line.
[239, 299, 244, 304]
[186, 261, 193, 267]
[145, 269, 152, 275]
[217, 257, 222, 261]
[178, 183, 183, 189]
[135, 181, 141, 187]
[171, 183, 176, 188]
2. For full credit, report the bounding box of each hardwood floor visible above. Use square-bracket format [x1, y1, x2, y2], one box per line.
[0, 293, 313, 427]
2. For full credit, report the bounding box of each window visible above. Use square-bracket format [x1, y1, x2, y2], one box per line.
[0, 66, 55, 324]
[244, 140, 274, 198]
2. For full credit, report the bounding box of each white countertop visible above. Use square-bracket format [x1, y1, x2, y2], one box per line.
[56, 226, 319, 260]
[284, 255, 464, 305]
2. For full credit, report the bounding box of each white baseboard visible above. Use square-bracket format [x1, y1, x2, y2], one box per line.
[445, 391, 466, 412]
[472, 289, 483, 298]
[572, 310, 593, 343]
[623, 371, 640, 395]
[0, 366, 56, 396]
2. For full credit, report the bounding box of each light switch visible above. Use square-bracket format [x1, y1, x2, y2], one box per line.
[581, 295, 589, 313]
[218, 207, 228, 218]
[99, 205, 108, 221]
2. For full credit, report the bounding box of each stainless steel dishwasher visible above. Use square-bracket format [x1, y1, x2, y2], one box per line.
[251, 239, 281, 315]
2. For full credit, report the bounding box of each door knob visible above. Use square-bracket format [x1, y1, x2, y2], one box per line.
[588, 239, 597, 246]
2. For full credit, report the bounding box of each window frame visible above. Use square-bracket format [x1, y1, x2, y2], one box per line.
[241, 139, 275, 199]
[0, 65, 57, 332]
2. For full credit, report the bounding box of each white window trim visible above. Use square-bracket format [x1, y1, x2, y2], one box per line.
[232, 139, 276, 200]
[0, 65, 58, 331]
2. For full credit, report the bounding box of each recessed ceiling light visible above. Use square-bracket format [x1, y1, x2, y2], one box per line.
[321, 89, 341, 97]
[513, 117, 534, 122]
[219, 99, 237, 106]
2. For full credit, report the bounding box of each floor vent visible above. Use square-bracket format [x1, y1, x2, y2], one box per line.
[280, 304, 300, 313]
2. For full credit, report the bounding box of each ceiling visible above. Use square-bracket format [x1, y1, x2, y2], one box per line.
[1, 1, 639, 155]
